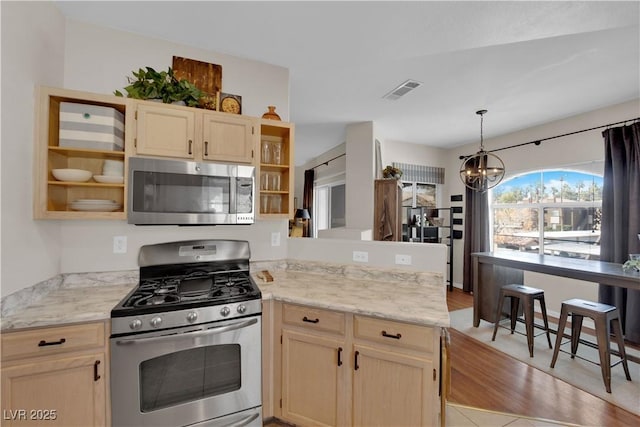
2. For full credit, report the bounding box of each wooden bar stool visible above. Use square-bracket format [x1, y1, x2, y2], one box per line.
[491, 284, 553, 357]
[550, 298, 632, 393]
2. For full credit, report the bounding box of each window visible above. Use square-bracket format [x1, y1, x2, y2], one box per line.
[313, 182, 345, 237]
[490, 170, 602, 260]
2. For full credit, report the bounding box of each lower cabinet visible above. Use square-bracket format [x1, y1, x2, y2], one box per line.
[0, 322, 109, 427]
[281, 330, 347, 426]
[273, 302, 440, 427]
[352, 344, 434, 427]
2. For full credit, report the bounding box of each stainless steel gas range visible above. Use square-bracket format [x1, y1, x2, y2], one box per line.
[110, 240, 262, 427]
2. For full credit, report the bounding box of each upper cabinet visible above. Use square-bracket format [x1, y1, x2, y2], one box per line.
[259, 120, 294, 218]
[34, 86, 127, 220]
[134, 103, 196, 159]
[130, 100, 257, 164]
[35, 87, 295, 221]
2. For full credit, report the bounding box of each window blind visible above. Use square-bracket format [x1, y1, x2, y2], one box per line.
[392, 162, 444, 184]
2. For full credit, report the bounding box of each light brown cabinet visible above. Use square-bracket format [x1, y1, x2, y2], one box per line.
[35, 86, 296, 221]
[258, 120, 295, 218]
[0, 322, 109, 427]
[281, 330, 347, 426]
[272, 302, 440, 427]
[352, 316, 437, 427]
[131, 100, 257, 164]
[34, 86, 127, 219]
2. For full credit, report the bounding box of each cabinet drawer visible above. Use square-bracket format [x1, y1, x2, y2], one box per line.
[1, 322, 106, 362]
[354, 316, 433, 353]
[282, 304, 345, 335]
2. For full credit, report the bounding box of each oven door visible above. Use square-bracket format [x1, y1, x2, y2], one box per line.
[110, 316, 262, 427]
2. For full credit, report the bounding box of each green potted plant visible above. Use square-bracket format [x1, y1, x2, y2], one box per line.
[382, 165, 403, 179]
[623, 254, 640, 272]
[114, 67, 203, 107]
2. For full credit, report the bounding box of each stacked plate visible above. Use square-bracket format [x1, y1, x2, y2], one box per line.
[93, 175, 124, 184]
[70, 199, 122, 212]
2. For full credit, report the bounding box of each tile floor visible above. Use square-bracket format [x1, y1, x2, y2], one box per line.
[265, 403, 581, 427]
[445, 403, 581, 427]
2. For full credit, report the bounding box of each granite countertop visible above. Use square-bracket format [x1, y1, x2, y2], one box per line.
[1, 261, 449, 332]
[255, 261, 449, 328]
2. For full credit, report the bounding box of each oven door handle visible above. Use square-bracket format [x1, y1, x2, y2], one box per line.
[114, 318, 258, 345]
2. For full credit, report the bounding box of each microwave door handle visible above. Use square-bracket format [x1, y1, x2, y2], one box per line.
[114, 318, 258, 345]
[229, 178, 237, 214]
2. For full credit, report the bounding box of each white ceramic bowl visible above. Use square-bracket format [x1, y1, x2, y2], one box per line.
[52, 168, 92, 182]
[93, 175, 124, 184]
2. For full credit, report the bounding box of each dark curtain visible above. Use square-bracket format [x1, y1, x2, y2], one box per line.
[599, 122, 640, 344]
[462, 186, 491, 292]
[302, 169, 315, 237]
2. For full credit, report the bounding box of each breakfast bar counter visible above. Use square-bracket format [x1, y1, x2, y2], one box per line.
[472, 251, 640, 326]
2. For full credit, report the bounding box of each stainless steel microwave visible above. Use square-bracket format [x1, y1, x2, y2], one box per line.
[127, 157, 254, 225]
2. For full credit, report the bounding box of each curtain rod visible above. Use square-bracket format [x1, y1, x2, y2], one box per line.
[459, 116, 640, 160]
[310, 153, 346, 170]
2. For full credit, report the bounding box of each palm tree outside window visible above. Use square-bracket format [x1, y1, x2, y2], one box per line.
[490, 169, 603, 260]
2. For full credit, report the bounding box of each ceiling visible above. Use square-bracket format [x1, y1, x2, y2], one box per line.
[54, 1, 640, 165]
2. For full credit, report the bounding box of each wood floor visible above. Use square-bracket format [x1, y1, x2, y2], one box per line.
[446, 288, 640, 427]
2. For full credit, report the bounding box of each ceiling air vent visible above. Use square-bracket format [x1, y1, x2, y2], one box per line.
[383, 79, 423, 100]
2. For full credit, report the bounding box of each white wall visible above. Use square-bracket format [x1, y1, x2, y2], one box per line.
[288, 238, 447, 283]
[345, 122, 375, 231]
[445, 99, 640, 314]
[380, 139, 448, 170]
[0, 6, 292, 297]
[1, 1, 66, 296]
[62, 20, 290, 121]
[54, 20, 293, 274]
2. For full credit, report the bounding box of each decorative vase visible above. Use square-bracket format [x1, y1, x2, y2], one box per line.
[262, 106, 281, 121]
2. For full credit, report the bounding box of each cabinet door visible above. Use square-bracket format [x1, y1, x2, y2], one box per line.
[202, 112, 255, 163]
[1, 353, 106, 427]
[135, 103, 196, 159]
[281, 329, 346, 427]
[352, 344, 434, 427]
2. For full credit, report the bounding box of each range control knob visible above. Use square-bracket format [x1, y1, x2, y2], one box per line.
[150, 316, 162, 328]
[187, 311, 198, 323]
[237, 304, 247, 314]
[129, 319, 142, 330]
[220, 306, 231, 317]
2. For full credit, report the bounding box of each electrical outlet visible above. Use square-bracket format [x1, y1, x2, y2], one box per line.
[395, 254, 412, 265]
[271, 232, 281, 247]
[353, 251, 368, 262]
[113, 236, 127, 254]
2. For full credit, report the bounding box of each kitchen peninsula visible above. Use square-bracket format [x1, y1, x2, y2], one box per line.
[1, 260, 449, 427]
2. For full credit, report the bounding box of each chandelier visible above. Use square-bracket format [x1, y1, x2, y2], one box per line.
[459, 109, 505, 192]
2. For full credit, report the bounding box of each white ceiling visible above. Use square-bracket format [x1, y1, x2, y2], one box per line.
[54, 1, 640, 165]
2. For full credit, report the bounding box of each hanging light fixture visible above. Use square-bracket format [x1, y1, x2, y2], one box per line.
[459, 109, 505, 192]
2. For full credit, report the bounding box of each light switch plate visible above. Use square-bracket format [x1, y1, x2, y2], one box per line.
[271, 232, 281, 247]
